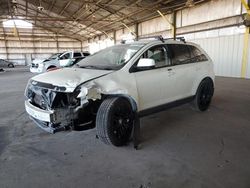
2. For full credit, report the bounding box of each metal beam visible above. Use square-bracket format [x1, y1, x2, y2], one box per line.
[172, 11, 177, 39]
[72, 0, 144, 35]
[2, 27, 9, 61]
[241, 27, 249, 78]
[56, 2, 89, 34]
[95, 3, 136, 23]
[157, 9, 175, 38]
[25, 0, 28, 18]
[22, 1, 84, 38]
[82, 0, 164, 35]
[122, 23, 136, 36]
[0, 16, 113, 23]
[241, 0, 250, 78]
[16, 4, 89, 40]
[56, 0, 107, 35]
[241, 0, 250, 14]
[48, 0, 57, 14]
[135, 23, 139, 40]
[113, 30, 116, 44]
[59, 1, 72, 15]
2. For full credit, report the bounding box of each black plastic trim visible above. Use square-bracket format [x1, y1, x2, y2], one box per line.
[138, 96, 195, 117]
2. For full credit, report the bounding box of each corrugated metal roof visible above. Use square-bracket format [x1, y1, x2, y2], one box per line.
[0, 0, 210, 40]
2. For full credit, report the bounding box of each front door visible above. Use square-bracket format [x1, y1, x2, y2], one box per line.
[59, 52, 72, 67]
[132, 45, 176, 111]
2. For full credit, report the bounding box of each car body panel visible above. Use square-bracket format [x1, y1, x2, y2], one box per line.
[30, 68, 114, 92]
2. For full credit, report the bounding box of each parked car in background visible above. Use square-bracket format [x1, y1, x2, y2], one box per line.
[0, 59, 15, 68]
[24, 37, 214, 147]
[30, 51, 90, 73]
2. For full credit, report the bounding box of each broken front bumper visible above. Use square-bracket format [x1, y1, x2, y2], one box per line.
[25, 100, 72, 133]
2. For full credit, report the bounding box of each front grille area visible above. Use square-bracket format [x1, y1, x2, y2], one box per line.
[31, 63, 38, 68]
[25, 83, 70, 110]
[33, 93, 47, 110]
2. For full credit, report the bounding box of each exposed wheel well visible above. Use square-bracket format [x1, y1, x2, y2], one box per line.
[195, 77, 214, 95]
[200, 77, 214, 87]
[47, 65, 57, 70]
[101, 94, 138, 112]
[74, 94, 137, 130]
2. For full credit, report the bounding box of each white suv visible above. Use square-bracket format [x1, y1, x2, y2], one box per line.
[24, 37, 215, 147]
[30, 51, 90, 73]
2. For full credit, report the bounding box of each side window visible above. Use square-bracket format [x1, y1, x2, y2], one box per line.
[83, 52, 90, 57]
[188, 45, 208, 62]
[141, 45, 171, 68]
[73, 52, 81, 58]
[168, 44, 191, 65]
[60, 53, 70, 60]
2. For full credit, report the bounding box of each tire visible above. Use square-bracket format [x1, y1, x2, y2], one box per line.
[8, 63, 14, 68]
[193, 78, 214, 111]
[96, 97, 134, 146]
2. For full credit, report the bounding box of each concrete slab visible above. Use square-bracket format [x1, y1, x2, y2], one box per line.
[0, 70, 250, 188]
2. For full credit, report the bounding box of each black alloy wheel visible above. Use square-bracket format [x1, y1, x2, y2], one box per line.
[194, 78, 214, 111]
[96, 97, 134, 146]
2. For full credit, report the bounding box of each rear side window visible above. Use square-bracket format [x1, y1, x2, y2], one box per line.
[168, 44, 191, 65]
[83, 52, 90, 57]
[188, 45, 208, 62]
[74, 52, 82, 58]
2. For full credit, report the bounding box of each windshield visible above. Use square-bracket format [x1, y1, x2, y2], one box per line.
[76, 44, 144, 70]
[48, 53, 62, 60]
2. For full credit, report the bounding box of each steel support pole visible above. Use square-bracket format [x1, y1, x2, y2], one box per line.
[241, 0, 250, 78]
[157, 10, 175, 38]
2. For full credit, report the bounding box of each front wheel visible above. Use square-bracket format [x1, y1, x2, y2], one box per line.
[193, 78, 214, 111]
[96, 97, 134, 146]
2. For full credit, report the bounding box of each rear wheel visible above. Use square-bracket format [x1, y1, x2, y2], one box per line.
[96, 97, 134, 146]
[193, 78, 214, 111]
[8, 63, 14, 68]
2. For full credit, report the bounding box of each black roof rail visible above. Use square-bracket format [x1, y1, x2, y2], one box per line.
[165, 37, 186, 43]
[137, 35, 186, 43]
[138, 35, 164, 43]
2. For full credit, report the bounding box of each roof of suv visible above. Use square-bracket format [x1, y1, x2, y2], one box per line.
[122, 37, 193, 46]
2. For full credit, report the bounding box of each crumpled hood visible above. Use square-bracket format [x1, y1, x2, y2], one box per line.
[31, 68, 113, 92]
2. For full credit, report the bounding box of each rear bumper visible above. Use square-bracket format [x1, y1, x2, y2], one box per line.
[25, 100, 71, 133]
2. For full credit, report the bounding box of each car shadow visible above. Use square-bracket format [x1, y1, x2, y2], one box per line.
[0, 126, 10, 156]
[138, 104, 200, 145]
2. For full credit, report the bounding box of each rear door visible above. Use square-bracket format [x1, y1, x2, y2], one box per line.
[167, 44, 200, 99]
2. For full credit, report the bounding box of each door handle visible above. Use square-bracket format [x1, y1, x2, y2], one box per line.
[167, 68, 172, 71]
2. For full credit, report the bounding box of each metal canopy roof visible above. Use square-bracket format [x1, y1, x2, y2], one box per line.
[0, 0, 210, 41]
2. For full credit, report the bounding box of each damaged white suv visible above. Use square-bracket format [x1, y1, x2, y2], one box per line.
[24, 37, 214, 146]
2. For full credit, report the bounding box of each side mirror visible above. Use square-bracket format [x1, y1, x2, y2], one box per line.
[137, 58, 155, 70]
